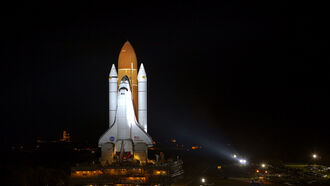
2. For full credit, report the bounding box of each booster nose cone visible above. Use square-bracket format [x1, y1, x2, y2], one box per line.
[109, 64, 117, 76]
[109, 64, 118, 80]
[137, 63, 147, 81]
[118, 41, 138, 69]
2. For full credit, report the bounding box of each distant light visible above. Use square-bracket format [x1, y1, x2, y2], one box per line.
[256, 169, 259, 173]
[265, 170, 268, 174]
[233, 154, 237, 158]
[239, 159, 247, 165]
[201, 178, 206, 183]
[312, 154, 317, 159]
[261, 163, 266, 168]
[191, 146, 200, 150]
[217, 165, 222, 170]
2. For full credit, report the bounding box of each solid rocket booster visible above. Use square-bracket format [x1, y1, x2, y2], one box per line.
[109, 64, 118, 126]
[138, 63, 147, 132]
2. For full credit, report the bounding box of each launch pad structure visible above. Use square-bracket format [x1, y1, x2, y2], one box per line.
[70, 41, 183, 185]
[71, 160, 184, 185]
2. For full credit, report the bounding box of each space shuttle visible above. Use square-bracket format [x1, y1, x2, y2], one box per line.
[99, 41, 153, 165]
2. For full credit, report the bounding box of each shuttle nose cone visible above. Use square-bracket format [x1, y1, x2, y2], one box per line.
[121, 75, 129, 82]
[118, 41, 138, 69]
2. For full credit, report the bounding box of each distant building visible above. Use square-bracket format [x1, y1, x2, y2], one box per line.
[59, 130, 71, 142]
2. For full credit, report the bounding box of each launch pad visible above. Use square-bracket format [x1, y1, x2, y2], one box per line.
[71, 160, 183, 185]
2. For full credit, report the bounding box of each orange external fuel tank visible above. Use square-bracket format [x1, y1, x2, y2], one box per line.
[117, 41, 138, 116]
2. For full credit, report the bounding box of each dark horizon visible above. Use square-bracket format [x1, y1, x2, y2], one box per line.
[1, 2, 329, 162]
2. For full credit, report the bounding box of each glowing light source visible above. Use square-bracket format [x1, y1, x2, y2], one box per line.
[201, 178, 206, 183]
[233, 154, 237, 158]
[261, 163, 266, 168]
[312, 154, 317, 159]
[239, 159, 247, 165]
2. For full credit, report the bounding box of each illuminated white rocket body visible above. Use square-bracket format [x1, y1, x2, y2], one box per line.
[108, 64, 118, 127]
[99, 41, 152, 165]
[138, 64, 148, 132]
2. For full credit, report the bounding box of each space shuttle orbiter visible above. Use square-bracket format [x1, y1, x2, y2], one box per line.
[98, 41, 152, 165]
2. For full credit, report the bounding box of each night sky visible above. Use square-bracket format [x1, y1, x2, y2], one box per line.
[2, 2, 329, 161]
